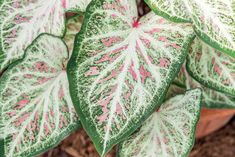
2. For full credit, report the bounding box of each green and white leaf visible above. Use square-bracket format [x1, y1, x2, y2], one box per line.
[145, 0, 235, 58]
[173, 64, 235, 108]
[0, 34, 79, 157]
[144, 0, 190, 22]
[66, 0, 92, 12]
[0, 0, 85, 71]
[67, 0, 195, 155]
[118, 89, 202, 157]
[188, 77, 235, 109]
[64, 15, 83, 55]
[187, 37, 235, 96]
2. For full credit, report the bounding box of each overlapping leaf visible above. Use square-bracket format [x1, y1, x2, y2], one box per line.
[173, 64, 235, 108]
[187, 37, 235, 96]
[67, 0, 195, 155]
[144, 0, 190, 22]
[66, 0, 92, 12]
[0, 34, 79, 157]
[0, 0, 88, 71]
[118, 89, 202, 157]
[64, 15, 84, 55]
[145, 0, 235, 58]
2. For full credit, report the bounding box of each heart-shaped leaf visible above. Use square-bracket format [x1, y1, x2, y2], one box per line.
[66, 0, 91, 12]
[187, 37, 235, 96]
[0, 34, 79, 157]
[118, 89, 202, 157]
[0, 0, 88, 71]
[173, 64, 235, 108]
[64, 15, 84, 55]
[145, 0, 235, 58]
[67, 0, 195, 155]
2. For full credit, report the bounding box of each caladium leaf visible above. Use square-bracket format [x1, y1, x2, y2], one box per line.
[64, 15, 83, 55]
[144, 0, 190, 23]
[145, 0, 235, 58]
[118, 89, 202, 157]
[173, 64, 235, 108]
[67, 0, 195, 155]
[65, 0, 92, 12]
[0, 0, 87, 72]
[187, 37, 235, 96]
[188, 77, 235, 109]
[0, 34, 80, 157]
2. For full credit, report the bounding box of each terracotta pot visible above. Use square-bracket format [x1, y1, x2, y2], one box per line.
[196, 108, 235, 138]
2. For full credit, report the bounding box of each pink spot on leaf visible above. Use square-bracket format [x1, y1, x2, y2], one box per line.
[159, 58, 170, 68]
[61, 0, 67, 8]
[139, 65, 152, 83]
[158, 36, 167, 42]
[115, 104, 122, 115]
[58, 88, 64, 100]
[44, 123, 49, 135]
[15, 113, 30, 126]
[132, 20, 140, 28]
[17, 99, 29, 109]
[128, 62, 137, 81]
[98, 113, 108, 123]
[85, 67, 100, 76]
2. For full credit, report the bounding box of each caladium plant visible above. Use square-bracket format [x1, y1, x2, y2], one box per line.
[145, 0, 235, 58]
[0, 0, 234, 157]
[0, 0, 89, 72]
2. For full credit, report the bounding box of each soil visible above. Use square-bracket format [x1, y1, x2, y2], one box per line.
[39, 117, 235, 157]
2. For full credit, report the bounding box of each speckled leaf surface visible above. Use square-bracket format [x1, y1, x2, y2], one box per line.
[144, 0, 190, 22]
[67, 0, 195, 155]
[0, 0, 84, 71]
[66, 0, 91, 12]
[145, 0, 235, 58]
[0, 34, 80, 157]
[187, 76, 235, 108]
[64, 15, 83, 55]
[118, 89, 202, 157]
[174, 65, 235, 108]
[187, 37, 235, 96]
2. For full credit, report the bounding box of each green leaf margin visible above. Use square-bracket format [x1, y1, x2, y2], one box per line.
[117, 88, 202, 157]
[67, 0, 196, 155]
[0, 33, 82, 157]
[144, 0, 235, 58]
[144, 0, 191, 23]
[0, 0, 85, 72]
[186, 56, 235, 97]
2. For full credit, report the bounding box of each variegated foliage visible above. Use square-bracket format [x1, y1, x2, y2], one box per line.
[118, 89, 202, 157]
[187, 37, 235, 96]
[66, 0, 92, 12]
[0, 34, 79, 157]
[67, 0, 195, 155]
[145, 0, 235, 58]
[64, 15, 84, 55]
[0, 0, 90, 71]
[173, 64, 235, 108]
